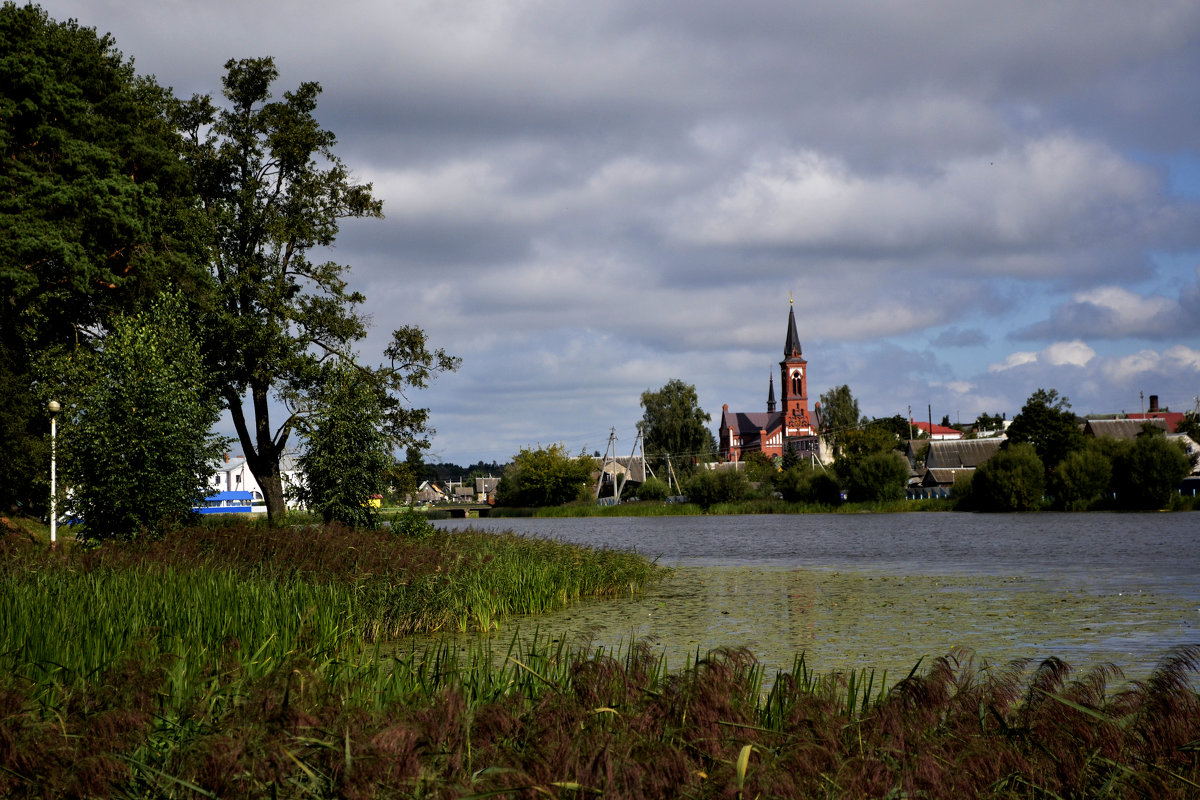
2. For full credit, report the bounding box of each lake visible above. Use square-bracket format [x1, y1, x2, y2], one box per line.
[435, 512, 1200, 684]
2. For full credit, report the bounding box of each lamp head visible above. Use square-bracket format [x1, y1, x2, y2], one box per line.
[47, 400, 61, 416]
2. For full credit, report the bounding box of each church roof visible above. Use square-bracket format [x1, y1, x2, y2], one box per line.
[784, 304, 802, 357]
[722, 409, 783, 436]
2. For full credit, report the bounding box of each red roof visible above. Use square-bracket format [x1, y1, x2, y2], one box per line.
[1125, 411, 1185, 432]
[910, 419, 964, 438]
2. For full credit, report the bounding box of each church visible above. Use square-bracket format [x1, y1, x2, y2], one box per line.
[718, 301, 821, 463]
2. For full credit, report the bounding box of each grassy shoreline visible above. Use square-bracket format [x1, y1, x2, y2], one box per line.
[2, 519, 1198, 798]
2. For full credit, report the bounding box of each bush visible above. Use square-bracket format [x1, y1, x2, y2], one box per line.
[972, 442, 1045, 512]
[55, 294, 227, 541]
[837, 452, 910, 503]
[635, 476, 670, 501]
[684, 468, 750, 510]
[1051, 444, 1112, 511]
[776, 463, 842, 505]
[391, 506, 436, 540]
[1110, 434, 1191, 510]
[495, 444, 593, 507]
[296, 364, 393, 528]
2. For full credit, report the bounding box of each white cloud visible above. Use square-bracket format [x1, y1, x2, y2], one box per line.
[1042, 341, 1096, 367]
[989, 351, 1040, 372]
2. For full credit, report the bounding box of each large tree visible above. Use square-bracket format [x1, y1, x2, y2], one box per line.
[1005, 388, 1083, 475]
[639, 379, 715, 467]
[180, 58, 457, 520]
[1, 3, 202, 513]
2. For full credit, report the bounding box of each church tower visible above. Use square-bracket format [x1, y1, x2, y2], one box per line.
[780, 299, 814, 438]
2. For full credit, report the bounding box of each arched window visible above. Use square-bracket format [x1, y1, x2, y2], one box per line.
[791, 371, 802, 395]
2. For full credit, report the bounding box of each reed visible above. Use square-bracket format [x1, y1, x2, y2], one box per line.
[0, 523, 663, 701]
[6, 637, 1196, 798]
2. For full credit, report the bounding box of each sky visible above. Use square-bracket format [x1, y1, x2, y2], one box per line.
[48, 0, 1200, 464]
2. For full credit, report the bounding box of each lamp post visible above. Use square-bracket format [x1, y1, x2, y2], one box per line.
[47, 400, 60, 547]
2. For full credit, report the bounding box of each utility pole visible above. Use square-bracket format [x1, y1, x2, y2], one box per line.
[596, 427, 617, 499]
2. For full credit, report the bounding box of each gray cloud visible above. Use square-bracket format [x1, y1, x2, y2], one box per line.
[49, 0, 1200, 462]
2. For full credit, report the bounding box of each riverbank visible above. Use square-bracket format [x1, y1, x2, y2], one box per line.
[490, 495, 958, 517]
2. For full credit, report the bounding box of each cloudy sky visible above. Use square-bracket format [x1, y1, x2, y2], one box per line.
[51, 0, 1200, 463]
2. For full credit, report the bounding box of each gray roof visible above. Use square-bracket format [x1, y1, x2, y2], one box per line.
[922, 467, 974, 486]
[722, 409, 783, 436]
[1084, 418, 1168, 440]
[924, 439, 1004, 469]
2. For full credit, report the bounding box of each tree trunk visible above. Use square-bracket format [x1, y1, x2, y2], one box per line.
[224, 383, 291, 524]
[258, 469, 287, 521]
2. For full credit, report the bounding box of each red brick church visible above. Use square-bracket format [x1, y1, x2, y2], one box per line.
[718, 301, 821, 463]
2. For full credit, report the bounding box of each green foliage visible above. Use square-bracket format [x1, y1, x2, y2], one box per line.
[496, 443, 593, 507]
[391, 506, 436, 540]
[0, 4, 203, 512]
[818, 384, 862, 457]
[635, 475, 670, 501]
[639, 379, 715, 466]
[295, 364, 392, 528]
[1176, 410, 1200, 440]
[840, 421, 902, 459]
[974, 412, 1006, 434]
[1006, 388, 1084, 475]
[1110, 434, 1191, 510]
[838, 451, 911, 503]
[971, 442, 1046, 512]
[775, 463, 841, 505]
[684, 468, 751, 510]
[780, 441, 801, 470]
[741, 450, 780, 484]
[1051, 442, 1113, 511]
[180, 57, 457, 519]
[54, 294, 227, 540]
[951, 470, 975, 506]
[868, 414, 912, 442]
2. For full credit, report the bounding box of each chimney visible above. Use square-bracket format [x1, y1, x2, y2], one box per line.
[1149, 395, 1160, 413]
[224, 453, 230, 463]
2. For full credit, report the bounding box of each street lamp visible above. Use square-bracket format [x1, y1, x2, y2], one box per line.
[47, 400, 60, 547]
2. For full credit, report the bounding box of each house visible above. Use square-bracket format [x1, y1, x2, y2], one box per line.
[415, 480, 446, 504]
[908, 438, 1004, 498]
[719, 301, 823, 464]
[474, 476, 500, 503]
[909, 420, 964, 440]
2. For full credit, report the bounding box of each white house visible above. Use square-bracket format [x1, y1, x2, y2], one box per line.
[206, 452, 305, 511]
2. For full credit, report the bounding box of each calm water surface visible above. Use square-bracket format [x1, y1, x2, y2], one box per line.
[435, 513, 1200, 682]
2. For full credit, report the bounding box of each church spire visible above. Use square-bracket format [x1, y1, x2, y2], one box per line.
[783, 299, 802, 357]
[767, 372, 776, 412]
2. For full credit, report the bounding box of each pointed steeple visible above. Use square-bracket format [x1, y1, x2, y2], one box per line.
[767, 372, 776, 412]
[783, 297, 802, 357]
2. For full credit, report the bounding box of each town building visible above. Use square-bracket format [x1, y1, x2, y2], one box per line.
[719, 301, 820, 463]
